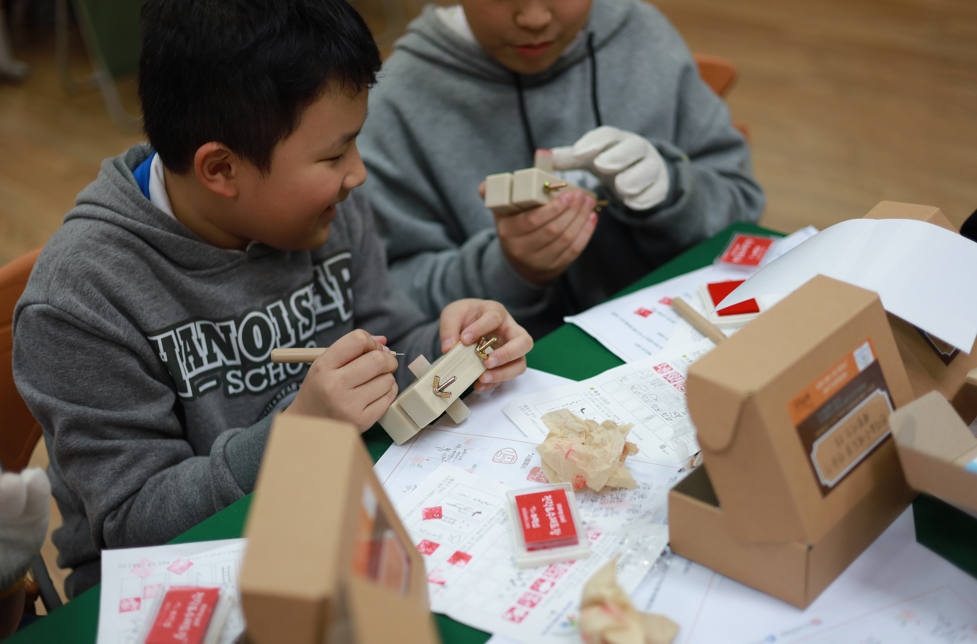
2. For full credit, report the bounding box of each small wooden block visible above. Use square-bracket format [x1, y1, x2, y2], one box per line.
[534, 149, 554, 173]
[445, 400, 471, 424]
[511, 168, 596, 210]
[484, 173, 521, 215]
[378, 343, 491, 445]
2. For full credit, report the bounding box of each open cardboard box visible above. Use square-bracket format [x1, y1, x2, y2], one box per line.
[889, 391, 977, 578]
[862, 201, 977, 424]
[671, 275, 916, 608]
[239, 415, 440, 644]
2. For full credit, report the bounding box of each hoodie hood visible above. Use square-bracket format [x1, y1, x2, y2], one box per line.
[65, 143, 276, 273]
[391, 0, 634, 87]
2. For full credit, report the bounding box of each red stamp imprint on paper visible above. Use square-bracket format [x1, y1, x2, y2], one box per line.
[426, 569, 447, 586]
[447, 551, 472, 568]
[634, 308, 653, 318]
[517, 591, 543, 608]
[531, 578, 556, 593]
[493, 447, 518, 464]
[526, 466, 549, 483]
[167, 558, 193, 575]
[416, 539, 440, 556]
[502, 606, 530, 623]
[119, 597, 141, 613]
[143, 584, 162, 600]
[658, 297, 672, 306]
[131, 558, 155, 579]
[421, 506, 443, 521]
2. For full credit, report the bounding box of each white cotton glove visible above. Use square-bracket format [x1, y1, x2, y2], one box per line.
[552, 126, 671, 211]
[0, 468, 51, 590]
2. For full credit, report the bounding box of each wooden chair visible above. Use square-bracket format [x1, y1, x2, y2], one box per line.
[693, 53, 750, 142]
[0, 247, 63, 614]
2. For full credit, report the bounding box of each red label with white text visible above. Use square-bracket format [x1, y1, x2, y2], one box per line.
[514, 489, 578, 550]
[716, 234, 776, 268]
[144, 587, 220, 644]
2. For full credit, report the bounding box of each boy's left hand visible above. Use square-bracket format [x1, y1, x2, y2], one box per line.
[552, 126, 670, 211]
[439, 299, 532, 392]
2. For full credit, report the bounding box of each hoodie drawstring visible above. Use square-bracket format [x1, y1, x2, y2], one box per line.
[513, 32, 603, 164]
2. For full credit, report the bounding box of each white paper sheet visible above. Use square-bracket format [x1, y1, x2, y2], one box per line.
[628, 509, 977, 644]
[563, 227, 818, 364]
[395, 463, 669, 644]
[97, 539, 247, 644]
[502, 340, 715, 466]
[717, 219, 977, 352]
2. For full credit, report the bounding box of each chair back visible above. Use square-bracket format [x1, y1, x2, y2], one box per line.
[0, 248, 43, 472]
[694, 53, 738, 98]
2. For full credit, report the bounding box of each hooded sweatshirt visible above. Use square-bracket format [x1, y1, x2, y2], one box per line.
[12, 144, 441, 598]
[360, 0, 765, 338]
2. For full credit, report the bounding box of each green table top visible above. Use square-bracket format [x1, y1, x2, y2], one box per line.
[9, 222, 774, 644]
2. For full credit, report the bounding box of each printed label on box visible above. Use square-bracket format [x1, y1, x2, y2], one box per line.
[144, 587, 220, 644]
[915, 327, 960, 366]
[352, 482, 411, 595]
[715, 234, 776, 268]
[514, 489, 578, 550]
[789, 339, 894, 494]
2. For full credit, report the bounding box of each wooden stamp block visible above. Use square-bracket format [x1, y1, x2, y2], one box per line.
[483, 150, 596, 216]
[378, 340, 493, 445]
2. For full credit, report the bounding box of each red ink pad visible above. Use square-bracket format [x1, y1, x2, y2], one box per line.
[706, 280, 760, 316]
[506, 483, 590, 568]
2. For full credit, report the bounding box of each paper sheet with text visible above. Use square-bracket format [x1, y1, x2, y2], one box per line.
[502, 340, 715, 466]
[97, 539, 247, 644]
[396, 463, 669, 644]
[564, 227, 817, 364]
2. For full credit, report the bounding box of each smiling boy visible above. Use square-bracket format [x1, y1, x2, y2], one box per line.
[360, 0, 765, 338]
[12, 0, 530, 598]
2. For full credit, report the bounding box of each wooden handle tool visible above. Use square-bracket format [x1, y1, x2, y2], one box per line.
[270, 347, 402, 363]
[671, 297, 727, 346]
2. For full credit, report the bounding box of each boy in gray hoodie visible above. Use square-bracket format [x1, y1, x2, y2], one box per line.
[12, 0, 531, 598]
[360, 0, 765, 338]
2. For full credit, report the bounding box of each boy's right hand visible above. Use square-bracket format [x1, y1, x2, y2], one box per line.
[284, 330, 399, 432]
[488, 185, 598, 285]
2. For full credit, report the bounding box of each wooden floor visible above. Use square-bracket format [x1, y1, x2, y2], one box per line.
[4, 0, 976, 611]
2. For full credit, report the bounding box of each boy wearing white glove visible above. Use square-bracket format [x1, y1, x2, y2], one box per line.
[0, 468, 50, 594]
[360, 0, 765, 338]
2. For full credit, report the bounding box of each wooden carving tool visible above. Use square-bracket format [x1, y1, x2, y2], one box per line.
[271, 347, 402, 363]
[671, 297, 727, 346]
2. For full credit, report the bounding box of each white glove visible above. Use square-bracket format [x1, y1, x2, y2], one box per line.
[0, 468, 51, 590]
[552, 126, 670, 211]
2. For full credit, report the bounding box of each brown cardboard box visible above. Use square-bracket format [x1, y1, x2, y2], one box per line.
[862, 201, 977, 424]
[672, 276, 916, 608]
[889, 391, 977, 515]
[239, 415, 439, 644]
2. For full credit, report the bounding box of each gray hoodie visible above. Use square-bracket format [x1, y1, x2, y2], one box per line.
[360, 0, 765, 338]
[12, 144, 441, 597]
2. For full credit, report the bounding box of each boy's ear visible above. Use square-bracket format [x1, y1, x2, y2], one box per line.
[193, 142, 240, 199]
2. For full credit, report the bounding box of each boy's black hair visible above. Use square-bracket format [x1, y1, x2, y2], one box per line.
[139, 0, 381, 174]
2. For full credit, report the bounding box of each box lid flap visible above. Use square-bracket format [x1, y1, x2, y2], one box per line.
[686, 377, 747, 452]
[891, 391, 977, 464]
[862, 201, 958, 233]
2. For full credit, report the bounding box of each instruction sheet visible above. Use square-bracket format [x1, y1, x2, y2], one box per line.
[502, 340, 715, 466]
[396, 463, 668, 644]
[97, 539, 247, 644]
[564, 227, 817, 363]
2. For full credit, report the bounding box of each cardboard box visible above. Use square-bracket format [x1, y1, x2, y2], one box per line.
[240, 415, 439, 644]
[862, 201, 977, 423]
[889, 391, 977, 579]
[673, 275, 915, 608]
[889, 391, 977, 514]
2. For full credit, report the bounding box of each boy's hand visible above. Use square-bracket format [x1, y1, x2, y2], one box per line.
[485, 182, 598, 285]
[284, 330, 399, 431]
[552, 126, 670, 211]
[439, 299, 533, 392]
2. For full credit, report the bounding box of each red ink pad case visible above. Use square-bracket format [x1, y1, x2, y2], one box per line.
[139, 585, 235, 644]
[506, 483, 590, 569]
[714, 233, 779, 270]
[698, 280, 768, 328]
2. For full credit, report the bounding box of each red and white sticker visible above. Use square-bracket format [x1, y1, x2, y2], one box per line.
[716, 234, 776, 268]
